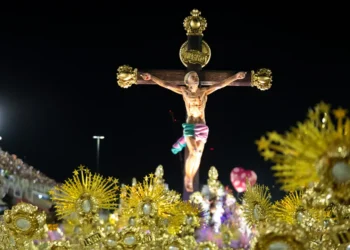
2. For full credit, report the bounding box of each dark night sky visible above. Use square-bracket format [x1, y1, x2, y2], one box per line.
[0, 2, 349, 200]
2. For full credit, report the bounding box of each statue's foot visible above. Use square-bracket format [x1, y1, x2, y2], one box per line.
[184, 176, 194, 192]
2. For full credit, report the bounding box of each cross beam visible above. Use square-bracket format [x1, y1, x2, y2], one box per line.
[136, 70, 252, 86]
[117, 68, 271, 90]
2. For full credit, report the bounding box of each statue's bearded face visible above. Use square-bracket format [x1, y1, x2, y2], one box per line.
[186, 72, 199, 92]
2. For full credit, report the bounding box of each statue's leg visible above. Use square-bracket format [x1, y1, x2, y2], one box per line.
[190, 140, 205, 178]
[184, 136, 197, 192]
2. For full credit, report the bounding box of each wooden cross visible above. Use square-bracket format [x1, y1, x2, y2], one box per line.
[116, 9, 272, 199]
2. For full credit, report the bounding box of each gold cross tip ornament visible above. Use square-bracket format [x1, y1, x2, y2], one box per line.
[117, 65, 138, 88]
[251, 68, 273, 91]
[183, 9, 208, 36]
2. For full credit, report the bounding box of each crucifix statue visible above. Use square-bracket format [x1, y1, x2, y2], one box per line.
[116, 9, 272, 198]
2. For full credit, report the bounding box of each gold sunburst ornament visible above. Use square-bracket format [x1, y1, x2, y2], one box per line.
[272, 190, 327, 235]
[120, 174, 182, 230]
[241, 183, 273, 228]
[256, 102, 350, 197]
[273, 191, 304, 225]
[49, 165, 119, 225]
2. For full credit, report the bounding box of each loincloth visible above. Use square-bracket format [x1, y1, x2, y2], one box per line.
[171, 123, 209, 154]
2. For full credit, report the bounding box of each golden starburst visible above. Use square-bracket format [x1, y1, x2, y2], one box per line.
[256, 102, 350, 193]
[120, 174, 182, 229]
[49, 165, 119, 224]
[272, 190, 327, 235]
[241, 183, 273, 228]
[273, 191, 303, 225]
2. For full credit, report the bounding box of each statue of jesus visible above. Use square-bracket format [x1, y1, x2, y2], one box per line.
[140, 71, 246, 192]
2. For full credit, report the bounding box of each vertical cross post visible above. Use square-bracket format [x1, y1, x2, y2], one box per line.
[181, 9, 209, 199]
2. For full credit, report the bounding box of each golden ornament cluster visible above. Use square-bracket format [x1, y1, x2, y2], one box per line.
[116, 65, 138, 88]
[1, 165, 224, 249]
[251, 68, 272, 91]
[239, 102, 350, 249]
[2, 102, 350, 249]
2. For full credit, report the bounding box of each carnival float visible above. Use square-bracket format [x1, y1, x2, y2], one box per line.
[0, 8, 349, 250]
[0, 102, 349, 249]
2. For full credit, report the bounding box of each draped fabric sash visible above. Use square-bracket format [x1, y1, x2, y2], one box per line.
[171, 123, 209, 154]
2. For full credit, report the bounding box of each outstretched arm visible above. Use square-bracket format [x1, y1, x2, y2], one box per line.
[205, 71, 246, 95]
[141, 73, 182, 94]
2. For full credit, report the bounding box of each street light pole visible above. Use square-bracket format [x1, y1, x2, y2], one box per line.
[93, 136, 105, 173]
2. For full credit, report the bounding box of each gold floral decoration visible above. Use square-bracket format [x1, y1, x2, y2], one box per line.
[241, 183, 273, 228]
[49, 165, 119, 224]
[120, 174, 182, 229]
[252, 221, 310, 250]
[256, 102, 350, 193]
[3, 202, 47, 246]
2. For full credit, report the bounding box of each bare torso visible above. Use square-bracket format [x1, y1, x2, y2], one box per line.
[181, 87, 208, 124]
